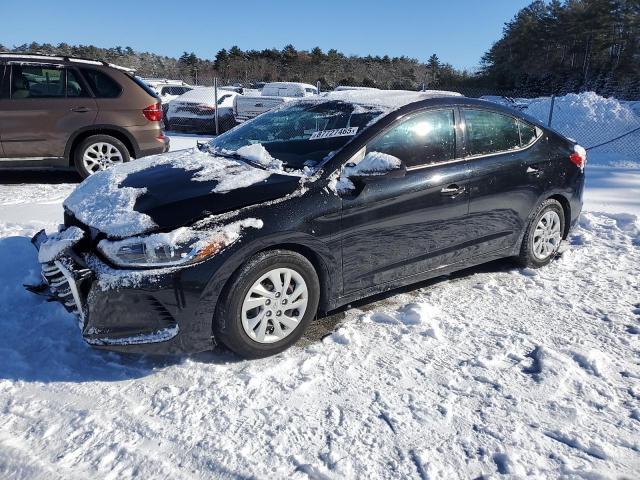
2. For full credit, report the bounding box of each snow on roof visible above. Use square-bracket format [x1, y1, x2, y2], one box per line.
[265, 81, 317, 89]
[318, 89, 462, 110]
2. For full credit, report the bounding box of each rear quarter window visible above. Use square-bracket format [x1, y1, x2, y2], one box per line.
[80, 69, 122, 98]
[130, 75, 159, 98]
[518, 120, 538, 147]
[463, 109, 521, 156]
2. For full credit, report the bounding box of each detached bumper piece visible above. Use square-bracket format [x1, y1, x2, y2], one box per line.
[40, 260, 91, 319]
[27, 229, 93, 325]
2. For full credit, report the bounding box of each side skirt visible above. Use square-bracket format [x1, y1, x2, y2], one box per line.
[329, 247, 514, 312]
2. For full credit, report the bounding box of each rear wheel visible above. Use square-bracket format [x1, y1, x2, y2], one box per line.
[74, 134, 130, 178]
[517, 199, 565, 268]
[214, 250, 320, 358]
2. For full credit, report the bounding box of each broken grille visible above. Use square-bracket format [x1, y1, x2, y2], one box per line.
[41, 261, 90, 319]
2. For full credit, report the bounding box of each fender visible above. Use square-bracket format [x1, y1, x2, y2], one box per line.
[192, 230, 340, 338]
[64, 124, 141, 160]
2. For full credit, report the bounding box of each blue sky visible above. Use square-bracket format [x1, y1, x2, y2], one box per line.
[1, 0, 532, 70]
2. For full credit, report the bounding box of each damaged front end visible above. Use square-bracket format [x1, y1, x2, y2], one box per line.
[25, 227, 206, 354]
[27, 229, 92, 325]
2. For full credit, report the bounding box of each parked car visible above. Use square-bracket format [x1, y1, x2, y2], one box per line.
[0, 53, 169, 177]
[141, 77, 193, 116]
[233, 81, 318, 123]
[165, 87, 239, 133]
[142, 78, 193, 104]
[29, 90, 586, 358]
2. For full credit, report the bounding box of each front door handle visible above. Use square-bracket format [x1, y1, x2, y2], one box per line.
[440, 184, 465, 196]
[526, 165, 540, 174]
[70, 106, 90, 113]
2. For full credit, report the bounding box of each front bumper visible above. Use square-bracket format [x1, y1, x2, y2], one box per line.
[27, 229, 214, 354]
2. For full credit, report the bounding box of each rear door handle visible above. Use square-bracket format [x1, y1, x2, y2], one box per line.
[70, 107, 90, 113]
[440, 184, 465, 196]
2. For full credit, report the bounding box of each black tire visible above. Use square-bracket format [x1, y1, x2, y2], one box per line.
[517, 199, 565, 268]
[214, 250, 320, 359]
[74, 134, 130, 178]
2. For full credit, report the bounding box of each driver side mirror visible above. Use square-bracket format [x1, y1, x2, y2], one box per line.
[344, 151, 407, 184]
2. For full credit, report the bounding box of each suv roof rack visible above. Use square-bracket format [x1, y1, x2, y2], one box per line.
[0, 52, 136, 73]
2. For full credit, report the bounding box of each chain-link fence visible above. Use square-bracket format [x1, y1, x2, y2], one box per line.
[151, 74, 640, 165]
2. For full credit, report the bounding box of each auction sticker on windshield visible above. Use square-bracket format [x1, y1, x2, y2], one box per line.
[309, 127, 358, 140]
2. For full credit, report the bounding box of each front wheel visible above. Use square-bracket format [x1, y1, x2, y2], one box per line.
[74, 135, 130, 178]
[517, 199, 565, 268]
[214, 250, 320, 358]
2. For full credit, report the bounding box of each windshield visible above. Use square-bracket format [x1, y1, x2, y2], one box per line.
[209, 100, 383, 170]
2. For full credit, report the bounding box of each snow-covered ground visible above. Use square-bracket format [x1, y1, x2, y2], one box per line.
[1, 110, 640, 478]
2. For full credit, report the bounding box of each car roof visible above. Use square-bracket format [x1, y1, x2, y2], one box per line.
[293, 90, 543, 127]
[0, 52, 135, 72]
[318, 89, 462, 110]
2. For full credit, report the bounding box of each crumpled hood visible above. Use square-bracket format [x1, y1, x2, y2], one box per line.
[63, 148, 302, 238]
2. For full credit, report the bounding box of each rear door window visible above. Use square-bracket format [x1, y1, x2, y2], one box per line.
[462, 109, 521, 156]
[367, 109, 457, 168]
[80, 68, 122, 98]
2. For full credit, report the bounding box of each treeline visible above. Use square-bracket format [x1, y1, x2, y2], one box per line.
[0, 42, 469, 91]
[481, 0, 640, 97]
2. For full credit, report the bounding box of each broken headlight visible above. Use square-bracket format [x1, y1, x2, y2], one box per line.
[97, 227, 222, 268]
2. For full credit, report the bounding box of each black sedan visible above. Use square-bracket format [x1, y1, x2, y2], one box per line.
[29, 91, 586, 358]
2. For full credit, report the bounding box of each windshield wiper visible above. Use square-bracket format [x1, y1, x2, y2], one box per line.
[209, 148, 268, 170]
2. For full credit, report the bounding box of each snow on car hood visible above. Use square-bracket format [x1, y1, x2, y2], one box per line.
[63, 148, 302, 239]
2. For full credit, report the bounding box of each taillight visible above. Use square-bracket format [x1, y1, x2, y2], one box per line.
[569, 144, 587, 170]
[143, 102, 163, 122]
[195, 103, 216, 112]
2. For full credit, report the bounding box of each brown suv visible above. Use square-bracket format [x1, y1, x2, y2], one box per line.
[0, 53, 169, 177]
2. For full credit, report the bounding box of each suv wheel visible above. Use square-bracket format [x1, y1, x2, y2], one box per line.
[214, 250, 320, 358]
[74, 135, 130, 178]
[517, 199, 565, 268]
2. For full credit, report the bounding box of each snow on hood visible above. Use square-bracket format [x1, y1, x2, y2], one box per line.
[63, 149, 278, 238]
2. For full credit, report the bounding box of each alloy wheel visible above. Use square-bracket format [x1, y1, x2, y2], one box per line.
[82, 142, 124, 174]
[532, 210, 562, 260]
[241, 267, 309, 344]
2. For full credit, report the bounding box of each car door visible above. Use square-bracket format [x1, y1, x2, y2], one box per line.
[0, 63, 97, 158]
[461, 108, 551, 257]
[340, 108, 474, 295]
